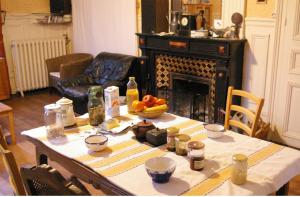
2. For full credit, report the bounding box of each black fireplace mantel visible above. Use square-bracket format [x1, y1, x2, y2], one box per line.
[136, 33, 246, 123]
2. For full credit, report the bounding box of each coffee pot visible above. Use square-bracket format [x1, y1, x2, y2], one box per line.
[166, 11, 181, 33]
[56, 97, 76, 127]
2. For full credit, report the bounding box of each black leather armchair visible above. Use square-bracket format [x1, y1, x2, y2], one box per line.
[57, 52, 142, 114]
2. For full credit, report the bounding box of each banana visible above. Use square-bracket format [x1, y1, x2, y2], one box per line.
[143, 104, 168, 113]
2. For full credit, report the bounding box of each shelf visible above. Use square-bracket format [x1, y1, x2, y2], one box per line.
[36, 19, 71, 25]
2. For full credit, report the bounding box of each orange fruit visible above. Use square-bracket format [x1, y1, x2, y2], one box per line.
[132, 100, 145, 112]
[155, 98, 166, 105]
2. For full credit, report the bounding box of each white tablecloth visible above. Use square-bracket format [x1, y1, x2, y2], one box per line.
[22, 106, 300, 195]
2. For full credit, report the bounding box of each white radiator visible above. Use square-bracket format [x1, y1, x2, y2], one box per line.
[11, 37, 66, 96]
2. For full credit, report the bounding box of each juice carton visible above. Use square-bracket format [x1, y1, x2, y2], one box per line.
[104, 86, 120, 118]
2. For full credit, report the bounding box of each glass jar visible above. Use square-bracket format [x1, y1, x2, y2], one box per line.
[88, 86, 105, 126]
[231, 154, 248, 185]
[188, 141, 205, 171]
[44, 104, 64, 139]
[175, 134, 191, 156]
[126, 77, 139, 114]
[167, 127, 180, 152]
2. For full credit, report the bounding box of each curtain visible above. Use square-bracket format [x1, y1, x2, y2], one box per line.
[72, 0, 137, 56]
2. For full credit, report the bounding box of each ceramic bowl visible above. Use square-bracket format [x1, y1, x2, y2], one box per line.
[85, 134, 108, 152]
[204, 124, 225, 138]
[145, 157, 176, 183]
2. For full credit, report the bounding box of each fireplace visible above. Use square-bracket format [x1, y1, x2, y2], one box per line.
[156, 54, 215, 121]
[137, 33, 246, 123]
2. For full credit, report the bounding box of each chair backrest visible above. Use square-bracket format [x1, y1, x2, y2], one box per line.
[20, 164, 90, 195]
[224, 86, 264, 137]
[0, 127, 26, 195]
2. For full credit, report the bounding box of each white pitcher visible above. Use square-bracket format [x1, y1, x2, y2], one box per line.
[56, 97, 76, 127]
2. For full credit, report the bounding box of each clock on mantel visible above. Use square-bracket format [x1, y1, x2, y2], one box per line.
[178, 14, 197, 36]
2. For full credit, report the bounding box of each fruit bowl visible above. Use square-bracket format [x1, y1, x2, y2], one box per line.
[136, 108, 168, 119]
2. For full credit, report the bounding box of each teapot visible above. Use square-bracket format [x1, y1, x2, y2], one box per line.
[56, 97, 76, 127]
[132, 120, 156, 141]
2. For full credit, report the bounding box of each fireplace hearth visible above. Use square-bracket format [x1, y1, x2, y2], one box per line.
[137, 33, 246, 123]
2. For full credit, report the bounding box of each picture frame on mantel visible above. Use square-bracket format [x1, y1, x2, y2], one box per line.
[256, 0, 267, 4]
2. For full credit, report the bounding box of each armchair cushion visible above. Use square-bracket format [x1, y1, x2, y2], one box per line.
[85, 52, 135, 85]
[57, 52, 141, 114]
[46, 53, 93, 89]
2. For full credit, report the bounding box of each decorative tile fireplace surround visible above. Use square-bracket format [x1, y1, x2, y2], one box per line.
[137, 33, 246, 123]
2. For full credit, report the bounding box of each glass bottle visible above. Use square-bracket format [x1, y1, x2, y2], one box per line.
[88, 86, 105, 126]
[44, 104, 64, 139]
[231, 154, 248, 185]
[126, 77, 139, 114]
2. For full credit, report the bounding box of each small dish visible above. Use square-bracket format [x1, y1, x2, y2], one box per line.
[145, 157, 176, 183]
[85, 134, 108, 152]
[204, 124, 225, 138]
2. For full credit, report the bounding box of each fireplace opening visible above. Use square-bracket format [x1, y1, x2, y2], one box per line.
[173, 78, 209, 122]
[157, 72, 212, 122]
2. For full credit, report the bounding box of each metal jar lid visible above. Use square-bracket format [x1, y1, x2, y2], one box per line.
[56, 97, 73, 105]
[44, 104, 61, 112]
[167, 127, 180, 136]
[232, 154, 248, 162]
[188, 141, 205, 150]
[175, 134, 191, 142]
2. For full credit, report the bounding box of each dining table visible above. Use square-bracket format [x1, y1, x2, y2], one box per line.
[22, 106, 300, 195]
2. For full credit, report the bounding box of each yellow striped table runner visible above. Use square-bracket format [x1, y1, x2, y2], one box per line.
[182, 143, 284, 196]
[97, 131, 207, 177]
[75, 119, 203, 164]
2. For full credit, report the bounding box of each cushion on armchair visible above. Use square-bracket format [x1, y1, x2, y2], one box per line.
[57, 52, 141, 114]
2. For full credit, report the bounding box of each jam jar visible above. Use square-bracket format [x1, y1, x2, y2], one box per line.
[175, 134, 191, 156]
[166, 127, 180, 152]
[231, 154, 248, 185]
[188, 141, 205, 171]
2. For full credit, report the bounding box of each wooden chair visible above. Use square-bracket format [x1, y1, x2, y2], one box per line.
[20, 164, 90, 195]
[224, 86, 264, 137]
[0, 127, 26, 195]
[0, 103, 16, 144]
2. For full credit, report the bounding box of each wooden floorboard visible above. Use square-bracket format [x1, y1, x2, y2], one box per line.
[0, 89, 299, 195]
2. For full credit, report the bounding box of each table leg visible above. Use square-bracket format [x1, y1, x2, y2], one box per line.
[8, 111, 16, 144]
[36, 147, 48, 165]
[276, 182, 289, 195]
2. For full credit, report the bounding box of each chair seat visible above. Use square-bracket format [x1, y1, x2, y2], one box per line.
[0, 103, 12, 113]
[49, 72, 60, 79]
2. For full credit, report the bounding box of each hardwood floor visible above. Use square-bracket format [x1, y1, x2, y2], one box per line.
[0, 89, 299, 195]
[0, 89, 103, 195]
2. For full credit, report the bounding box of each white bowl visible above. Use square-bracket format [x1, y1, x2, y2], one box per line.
[85, 134, 108, 152]
[145, 157, 176, 183]
[204, 124, 225, 138]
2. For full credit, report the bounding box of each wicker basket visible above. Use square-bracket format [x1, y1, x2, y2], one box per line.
[136, 109, 167, 119]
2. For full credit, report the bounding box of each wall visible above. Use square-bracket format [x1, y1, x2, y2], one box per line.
[243, 0, 277, 122]
[1, 0, 50, 13]
[210, 0, 222, 20]
[246, 0, 275, 18]
[1, 0, 72, 93]
[72, 0, 137, 56]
